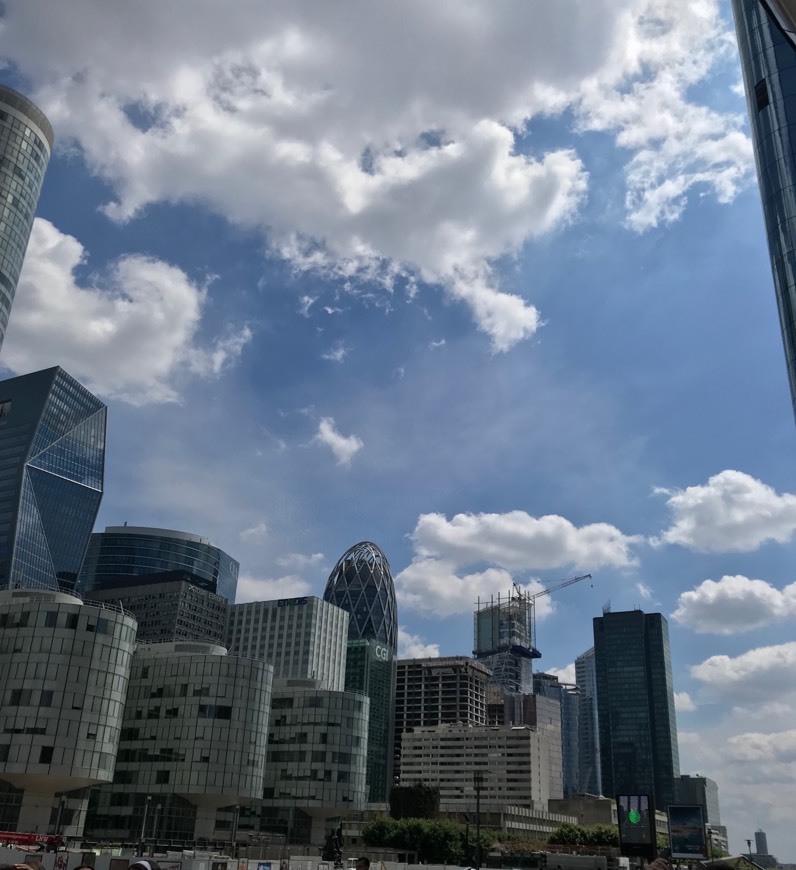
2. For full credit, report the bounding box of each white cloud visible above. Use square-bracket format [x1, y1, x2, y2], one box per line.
[321, 342, 348, 363]
[411, 510, 640, 571]
[277, 552, 325, 571]
[313, 417, 364, 465]
[398, 627, 441, 659]
[0, 0, 749, 350]
[653, 470, 796, 553]
[235, 573, 312, 603]
[547, 663, 577, 684]
[239, 521, 268, 540]
[690, 641, 796, 700]
[3, 219, 250, 404]
[674, 691, 696, 712]
[672, 575, 796, 634]
[636, 581, 653, 600]
[725, 729, 796, 763]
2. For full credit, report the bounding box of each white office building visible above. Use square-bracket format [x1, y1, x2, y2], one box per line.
[226, 596, 348, 690]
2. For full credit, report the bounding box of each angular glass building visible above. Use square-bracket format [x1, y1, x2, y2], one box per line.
[0, 367, 106, 592]
[0, 85, 52, 350]
[324, 541, 397, 802]
[732, 0, 796, 418]
[593, 610, 680, 810]
[575, 646, 603, 796]
[79, 525, 239, 602]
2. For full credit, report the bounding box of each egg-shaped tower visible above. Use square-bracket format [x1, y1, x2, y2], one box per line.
[323, 540, 397, 651]
[324, 541, 397, 802]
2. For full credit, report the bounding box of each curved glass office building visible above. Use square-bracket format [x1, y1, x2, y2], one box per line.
[732, 0, 796, 418]
[78, 525, 239, 602]
[0, 85, 52, 349]
[324, 541, 397, 802]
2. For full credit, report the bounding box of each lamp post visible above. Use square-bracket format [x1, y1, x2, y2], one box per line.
[473, 772, 484, 870]
[139, 795, 152, 856]
[231, 805, 240, 858]
[54, 796, 67, 851]
[153, 804, 162, 857]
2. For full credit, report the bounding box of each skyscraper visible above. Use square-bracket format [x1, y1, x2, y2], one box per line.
[324, 541, 397, 802]
[0, 367, 106, 592]
[593, 610, 680, 810]
[575, 646, 603, 795]
[0, 85, 52, 350]
[534, 671, 580, 798]
[79, 525, 240, 602]
[473, 588, 538, 693]
[731, 0, 796, 418]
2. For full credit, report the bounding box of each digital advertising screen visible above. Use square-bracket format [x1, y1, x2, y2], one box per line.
[668, 804, 707, 859]
[616, 794, 656, 859]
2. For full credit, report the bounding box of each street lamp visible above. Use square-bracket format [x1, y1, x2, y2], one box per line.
[139, 796, 152, 857]
[230, 805, 240, 858]
[54, 796, 67, 851]
[473, 772, 484, 870]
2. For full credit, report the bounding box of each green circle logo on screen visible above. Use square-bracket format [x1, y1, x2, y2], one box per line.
[628, 809, 641, 824]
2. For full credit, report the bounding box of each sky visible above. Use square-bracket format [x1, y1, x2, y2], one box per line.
[1, 0, 795, 859]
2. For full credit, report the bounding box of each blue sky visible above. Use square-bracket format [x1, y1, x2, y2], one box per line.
[2, 0, 796, 859]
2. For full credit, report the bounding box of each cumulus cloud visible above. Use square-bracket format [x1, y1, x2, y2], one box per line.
[690, 641, 796, 700]
[547, 663, 577, 684]
[235, 573, 312, 603]
[674, 691, 696, 712]
[314, 417, 364, 465]
[672, 575, 796, 634]
[726, 729, 796, 763]
[0, 0, 749, 350]
[398, 627, 441, 659]
[653, 470, 796, 552]
[277, 552, 325, 571]
[411, 510, 639, 571]
[3, 219, 250, 404]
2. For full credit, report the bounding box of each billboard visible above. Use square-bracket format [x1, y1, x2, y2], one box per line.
[616, 794, 656, 859]
[668, 804, 708, 860]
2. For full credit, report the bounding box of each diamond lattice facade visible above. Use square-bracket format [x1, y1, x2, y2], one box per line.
[0, 367, 106, 592]
[324, 541, 397, 802]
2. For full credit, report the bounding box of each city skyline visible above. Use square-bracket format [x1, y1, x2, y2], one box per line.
[0, 0, 794, 858]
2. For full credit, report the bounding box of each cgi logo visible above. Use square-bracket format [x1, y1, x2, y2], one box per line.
[374, 644, 390, 661]
[277, 597, 308, 607]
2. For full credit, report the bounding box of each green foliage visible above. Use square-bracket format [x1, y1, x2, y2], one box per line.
[389, 782, 441, 820]
[548, 824, 619, 847]
[362, 815, 495, 864]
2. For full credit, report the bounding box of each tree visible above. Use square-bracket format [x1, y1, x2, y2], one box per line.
[362, 815, 493, 864]
[549, 824, 586, 846]
[583, 825, 619, 847]
[389, 782, 441, 820]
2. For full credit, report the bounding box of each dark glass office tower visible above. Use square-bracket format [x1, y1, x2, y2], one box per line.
[0, 367, 106, 591]
[593, 610, 680, 810]
[79, 525, 240, 602]
[324, 541, 397, 802]
[0, 86, 52, 350]
[732, 0, 796, 418]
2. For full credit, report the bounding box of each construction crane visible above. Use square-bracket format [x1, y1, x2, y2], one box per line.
[519, 573, 592, 659]
[475, 573, 593, 662]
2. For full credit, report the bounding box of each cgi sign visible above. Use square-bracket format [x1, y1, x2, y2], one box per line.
[374, 644, 390, 661]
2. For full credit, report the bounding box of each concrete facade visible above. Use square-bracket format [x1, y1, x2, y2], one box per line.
[0, 589, 136, 835]
[399, 723, 560, 809]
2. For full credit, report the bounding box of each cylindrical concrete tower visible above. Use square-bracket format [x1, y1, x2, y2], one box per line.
[0, 589, 137, 835]
[0, 85, 53, 349]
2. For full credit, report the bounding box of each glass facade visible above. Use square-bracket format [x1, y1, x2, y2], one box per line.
[79, 525, 239, 602]
[534, 672, 580, 798]
[575, 646, 603, 796]
[732, 0, 796, 418]
[323, 540, 398, 652]
[0, 85, 52, 349]
[324, 541, 398, 802]
[676, 774, 721, 826]
[593, 610, 680, 810]
[0, 367, 106, 592]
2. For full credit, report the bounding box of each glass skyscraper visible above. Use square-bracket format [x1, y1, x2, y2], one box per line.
[0, 85, 52, 349]
[324, 541, 397, 802]
[0, 367, 106, 592]
[78, 524, 240, 602]
[593, 610, 680, 810]
[533, 671, 580, 798]
[732, 0, 796, 417]
[575, 646, 603, 796]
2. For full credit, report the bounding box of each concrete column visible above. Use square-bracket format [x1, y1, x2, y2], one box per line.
[194, 806, 218, 841]
[17, 791, 55, 833]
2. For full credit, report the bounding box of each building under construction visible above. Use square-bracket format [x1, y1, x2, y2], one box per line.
[473, 588, 538, 693]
